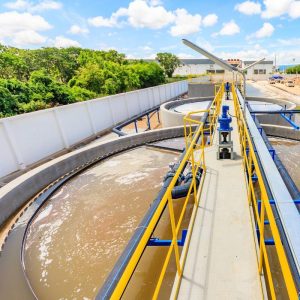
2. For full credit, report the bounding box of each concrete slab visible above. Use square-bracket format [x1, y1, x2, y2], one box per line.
[177, 97, 263, 299]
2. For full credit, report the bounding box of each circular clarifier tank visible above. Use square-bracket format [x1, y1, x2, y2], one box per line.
[248, 101, 283, 111]
[160, 97, 212, 128]
[172, 101, 211, 115]
[21, 146, 179, 300]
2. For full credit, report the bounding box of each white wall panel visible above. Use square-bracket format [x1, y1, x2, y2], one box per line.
[124, 92, 140, 117]
[7, 110, 64, 165]
[137, 90, 149, 112]
[147, 88, 154, 109]
[0, 124, 19, 177]
[153, 87, 160, 106]
[56, 103, 93, 146]
[109, 94, 128, 124]
[159, 85, 167, 103]
[88, 97, 113, 132]
[0, 81, 187, 178]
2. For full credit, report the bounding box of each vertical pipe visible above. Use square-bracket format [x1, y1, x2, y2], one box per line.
[147, 113, 151, 130]
[134, 120, 138, 133]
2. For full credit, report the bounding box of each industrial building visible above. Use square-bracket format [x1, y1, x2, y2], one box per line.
[173, 58, 274, 80]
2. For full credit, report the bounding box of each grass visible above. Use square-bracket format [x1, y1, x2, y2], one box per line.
[166, 76, 187, 83]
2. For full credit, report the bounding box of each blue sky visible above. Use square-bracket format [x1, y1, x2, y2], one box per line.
[0, 0, 299, 64]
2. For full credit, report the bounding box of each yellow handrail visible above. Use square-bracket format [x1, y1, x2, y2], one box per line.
[109, 85, 224, 300]
[232, 86, 298, 299]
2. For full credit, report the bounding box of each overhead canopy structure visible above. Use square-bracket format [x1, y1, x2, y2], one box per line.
[240, 57, 265, 71]
[182, 39, 237, 73]
[182, 39, 265, 99]
[270, 75, 284, 79]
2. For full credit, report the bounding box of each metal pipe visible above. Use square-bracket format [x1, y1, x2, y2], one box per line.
[280, 113, 300, 129]
[251, 110, 300, 114]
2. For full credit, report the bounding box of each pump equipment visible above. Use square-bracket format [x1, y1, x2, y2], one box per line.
[217, 105, 234, 159]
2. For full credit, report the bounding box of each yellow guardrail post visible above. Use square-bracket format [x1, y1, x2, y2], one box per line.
[231, 84, 298, 300]
[107, 84, 224, 299]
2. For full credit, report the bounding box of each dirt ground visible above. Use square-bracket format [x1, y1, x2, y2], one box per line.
[123, 110, 162, 133]
[248, 80, 300, 105]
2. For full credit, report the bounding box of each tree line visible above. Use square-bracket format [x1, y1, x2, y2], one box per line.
[0, 45, 180, 118]
[286, 65, 300, 74]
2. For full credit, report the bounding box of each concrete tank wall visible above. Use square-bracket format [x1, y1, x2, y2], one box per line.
[160, 97, 212, 128]
[0, 126, 187, 227]
[0, 81, 188, 179]
[246, 96, 296, 127]
[263, 125, 300, 141]
[188, 83, 215, 98]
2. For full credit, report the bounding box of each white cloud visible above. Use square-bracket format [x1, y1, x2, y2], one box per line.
[148, 0, 162, 6]
[140, 45, 153, 51]
[88, 0, 206, 35]
[126, 53, 140, 59]
[12, 30, 47, 45]
[217, 44, 269, 61]
[53, 36, 81, 48]
[69, 25, 89, 35]
[125, 0, 175, 29]
[277, 38, 300, 46]
[216, 43, 300, 64]
[202, 14, 218, 27]
[289, 1, 300, 18]
[4, 0, 28, 9]
[215, 20, 240, 36]
[196, 38, 214, 52]
[249, 22, 274, 39]
[0, 11, 51, 46]
[145, 53, 157, 59]
[5, 0, 62, 12]
[88, 15, 118, 28]
[89, 0, 173, 29]
[170, 8, 201, 36]
[261, 0, 300, 19]
[235, 1, 261, 15]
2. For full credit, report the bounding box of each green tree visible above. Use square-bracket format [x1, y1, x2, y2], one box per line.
[29, 70, 76, 105]
[156, 52, 180, 77]
[0, 48, 28, 80]
[70, 63, 106, 94]
[127, 62, 165, 88]
[286, 65, 300, 74]
[0, 84, 18, 116]
[0, 45, 167, 118]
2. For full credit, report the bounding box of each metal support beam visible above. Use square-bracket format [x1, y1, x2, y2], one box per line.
[280, 113, 300, 130]
[148, 230, 187, 247]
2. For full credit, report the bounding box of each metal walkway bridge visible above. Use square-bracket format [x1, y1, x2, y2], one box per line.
[97, 84, 300, 299]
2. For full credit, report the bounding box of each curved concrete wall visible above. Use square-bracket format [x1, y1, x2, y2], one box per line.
[160, 97, 212, 128]
[0, 127, 186, 227]
[246, 96, 296, 126]
[262, 124, 300, 141]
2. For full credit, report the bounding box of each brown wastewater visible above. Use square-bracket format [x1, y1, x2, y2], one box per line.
[0, 143, 193, 300]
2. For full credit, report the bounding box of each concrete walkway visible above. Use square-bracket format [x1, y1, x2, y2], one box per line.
[177, 97, 264, 299]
